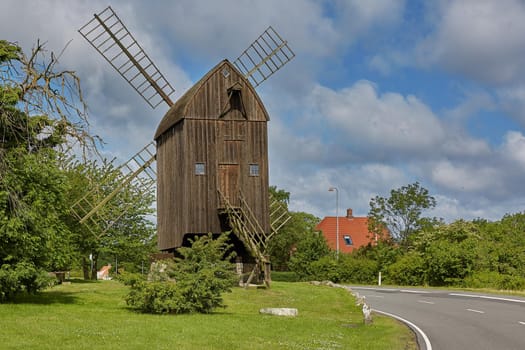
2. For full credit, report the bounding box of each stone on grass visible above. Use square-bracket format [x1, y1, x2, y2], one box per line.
[259, 308, 298, 317]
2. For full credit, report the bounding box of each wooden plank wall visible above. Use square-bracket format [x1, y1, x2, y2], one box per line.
[156, 61, 271, 251]
[185, 62, 267, 122]
[156, 122, 185, 250]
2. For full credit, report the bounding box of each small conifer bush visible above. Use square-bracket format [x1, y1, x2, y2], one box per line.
[123, 233, 237, 314]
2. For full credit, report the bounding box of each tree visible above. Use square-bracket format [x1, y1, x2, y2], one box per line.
[267, 186, 321, 270]
[368, 182, 437, 247]
[64, 159, 157, 280]
[0, 40, 96, 154]
[1, 39, 157, 299]
[288, 231, 331, 280]
[269, 185, 290, 205]
[268, 211, 320, 269]
[1, 40, 91, 300]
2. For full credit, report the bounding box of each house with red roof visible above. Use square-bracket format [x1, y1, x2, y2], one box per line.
[315, 208, 379, 253]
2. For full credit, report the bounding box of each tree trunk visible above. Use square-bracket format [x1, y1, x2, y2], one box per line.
[91, 254, 98, 280]
[82, 256, 90, 280]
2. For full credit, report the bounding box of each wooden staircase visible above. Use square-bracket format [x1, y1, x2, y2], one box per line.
[218, 190, 290, 287]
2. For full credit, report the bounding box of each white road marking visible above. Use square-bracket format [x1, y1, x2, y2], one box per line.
[449, 293, 525, 304]
[401, 289, 431, 294]
[351, 286, 398, 292]
[519, 321, 525, 326]
[351, 286, 431, 294]
[418, 300, 435, 305]
[369, 295, 385, 298]
[373, 309, 432, 350]
[466, 308, 485, 314]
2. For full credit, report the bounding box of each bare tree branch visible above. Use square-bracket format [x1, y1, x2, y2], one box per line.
[1, 39, 101, 159]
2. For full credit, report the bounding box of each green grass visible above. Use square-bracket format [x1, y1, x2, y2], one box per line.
[270, 270, 300, 282]
[0, 280, 416, 349]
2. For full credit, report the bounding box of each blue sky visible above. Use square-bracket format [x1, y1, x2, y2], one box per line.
[2, 0, 525, 221]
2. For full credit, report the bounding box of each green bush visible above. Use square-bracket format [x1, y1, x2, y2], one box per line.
[0, 262, 53, 302]
[498, 274, 525, 290]
[124, 233, 237, 314]
[288, 232, 331, 281]
[287, 251, 379, 284]
[309, 255, 340, 282]
[387, 253, 426, 286]
[463, 271, 525, 290]
[338, 255, 378, 284]
[125, 279, 182, 314]
[424, 239, 476, 286]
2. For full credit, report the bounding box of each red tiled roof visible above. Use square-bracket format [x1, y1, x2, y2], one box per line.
[315, 213, 377, 253]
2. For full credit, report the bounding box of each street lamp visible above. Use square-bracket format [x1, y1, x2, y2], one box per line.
[328, 187, 339, 257]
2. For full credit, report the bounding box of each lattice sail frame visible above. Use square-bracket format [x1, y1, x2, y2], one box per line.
[233, 26, 295, 88]
[71, 142, 157, 238]
[78, 6, 175, 108]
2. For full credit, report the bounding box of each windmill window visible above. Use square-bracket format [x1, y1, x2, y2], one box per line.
[222, 68, 230, 78]
[195, 162, 206, 175]
[249, 164, 259, 176]
[343, 235, 353, 246]
[230, 89, 243, 112]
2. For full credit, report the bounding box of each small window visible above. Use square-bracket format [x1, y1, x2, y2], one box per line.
[195, 162, 206, 175]
[249, 164, 259, 176]
[343, 235, 353, 246]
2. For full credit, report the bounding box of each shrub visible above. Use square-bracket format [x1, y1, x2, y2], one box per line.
[337, 255, 378, 284]
[125, 279, 182, 314]
[288, 232, 331, 281]
[498, 274, 525, 290]
[124, 233, 237, 314]
[309, 255, 340, 282]
[0, 262, 53, 302]
[424, 239, 476, 286]
[463, 271, 525, 290]
[387, 252, 426, 286]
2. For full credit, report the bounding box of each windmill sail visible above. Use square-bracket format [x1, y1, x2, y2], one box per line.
[78, 6, 175, 108]
[233, 26, 295, 88]
[71, 142, 157, 237]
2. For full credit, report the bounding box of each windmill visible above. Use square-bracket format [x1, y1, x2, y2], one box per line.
[75, 6, 294, 286]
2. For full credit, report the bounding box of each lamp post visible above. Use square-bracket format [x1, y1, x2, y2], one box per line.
[328, 187, 339, 257]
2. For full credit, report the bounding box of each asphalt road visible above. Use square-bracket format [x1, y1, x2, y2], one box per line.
[350, 286, 525, 350]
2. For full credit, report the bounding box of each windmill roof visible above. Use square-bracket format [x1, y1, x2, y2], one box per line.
[154, 59, 267, 139]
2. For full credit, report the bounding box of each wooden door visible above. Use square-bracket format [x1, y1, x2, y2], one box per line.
[218, 164, 240, 207]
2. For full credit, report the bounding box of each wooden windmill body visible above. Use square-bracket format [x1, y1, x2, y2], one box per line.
[75, 7, 293, 282]
[155, 60, 270, 253]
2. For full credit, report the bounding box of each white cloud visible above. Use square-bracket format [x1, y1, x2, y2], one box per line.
[416, 0, 525, 85]
[498, 85, 525, 127]
[335, 0, 405, 35]
[312, 80, 445, 156]
[501, 131, 525, 168]
[274, 162, 407, 219]
[444, 91, 495, 123]
[441, 134, 491, 158]
[430, 195, 488, 221]
[368, 55, 393, 75]
[430, 160, 500, 193]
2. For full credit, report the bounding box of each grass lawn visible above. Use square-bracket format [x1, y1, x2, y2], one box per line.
[0, 280, 416, 349]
